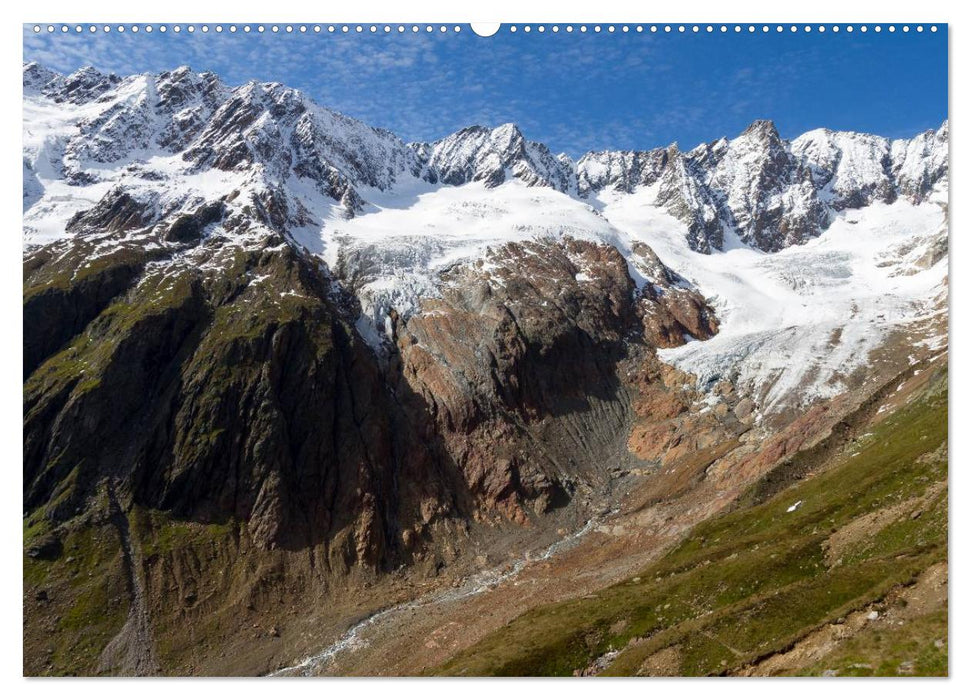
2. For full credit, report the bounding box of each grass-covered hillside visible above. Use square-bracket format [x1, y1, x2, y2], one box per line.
[435, 368, 948, 677]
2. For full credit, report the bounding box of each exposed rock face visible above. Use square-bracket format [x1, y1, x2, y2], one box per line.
[24, 229, 426, 561]
[21, 205, 717, 673]
[391, 237, 716, 520]
[24, 208, 714, 554]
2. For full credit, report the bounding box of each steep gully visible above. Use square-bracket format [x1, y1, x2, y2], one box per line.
[98, 480, 160, 675]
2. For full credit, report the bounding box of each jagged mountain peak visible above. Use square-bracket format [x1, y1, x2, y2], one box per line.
[413, 121, 573, 191]
[481, 121, 525, 140]
[23, 62, 948, 255]
[24, 63, 123, 104]
[23, 61, 57, 87]
[739, 118, 780, 140]
[24, 63, 424, 231]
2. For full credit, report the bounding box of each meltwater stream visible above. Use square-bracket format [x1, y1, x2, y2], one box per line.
[270, 511, 614, 676]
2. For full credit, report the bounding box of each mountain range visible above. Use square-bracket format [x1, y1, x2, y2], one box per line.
[22, 62, 948, 676]
[24, 63, 947, 252]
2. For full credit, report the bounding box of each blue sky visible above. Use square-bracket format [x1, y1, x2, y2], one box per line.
[23, 24, 948, 156]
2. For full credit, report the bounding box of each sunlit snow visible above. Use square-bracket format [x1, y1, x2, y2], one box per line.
[22, 72, 948, 417]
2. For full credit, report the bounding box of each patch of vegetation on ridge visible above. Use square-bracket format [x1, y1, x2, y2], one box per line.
[129, 507, 239, 559]
[433, 370, 947, 677]
[799, 609, 947, 677]
[23, 244, 147, 300]
[24, 271, 199, 403]
[23, 508, 131, 675]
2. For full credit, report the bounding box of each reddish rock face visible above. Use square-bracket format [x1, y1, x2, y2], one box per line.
[392, 237, 718, 521]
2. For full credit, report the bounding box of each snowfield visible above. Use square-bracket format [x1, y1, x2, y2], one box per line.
[290, 176, 626, 326]
[595, 185, 947, 412]
[286, 176, 947, 415]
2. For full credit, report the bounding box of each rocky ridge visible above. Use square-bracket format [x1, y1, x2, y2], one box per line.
[25, 63, 948, 255]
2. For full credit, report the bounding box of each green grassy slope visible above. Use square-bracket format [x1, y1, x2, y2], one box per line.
[435, 370, 948, 677]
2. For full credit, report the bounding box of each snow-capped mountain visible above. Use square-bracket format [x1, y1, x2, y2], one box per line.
[23, 62, 948, 417]
[579, 118, 948, 253]
[413, 123, 576, 192]
[21, 62, 950, 676]
[25, 63, 947, 249]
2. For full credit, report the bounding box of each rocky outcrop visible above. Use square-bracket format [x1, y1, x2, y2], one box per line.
[21, 55, 724, 560]
[24, 210, 716, 549]
[23, 222, 455, 564]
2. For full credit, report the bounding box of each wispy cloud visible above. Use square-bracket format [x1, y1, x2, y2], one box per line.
[23, 24, 947, 156]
